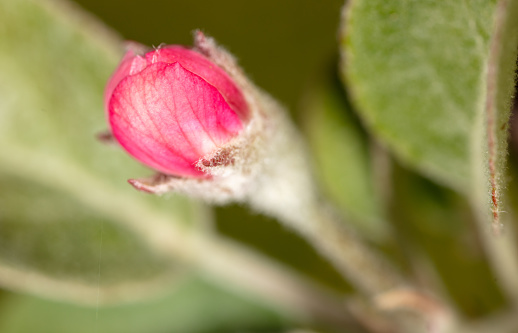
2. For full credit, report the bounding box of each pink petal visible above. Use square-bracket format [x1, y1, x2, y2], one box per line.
[145, 46, 250, 122]
[104, 49, 147, 111]
[108, 62, 243, 177]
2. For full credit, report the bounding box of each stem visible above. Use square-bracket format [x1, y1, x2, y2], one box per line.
[247, 112, 404, 296]
[193, 235, 357, 330]
[245, 110, 457, 332]
[303, 203, 403, 295]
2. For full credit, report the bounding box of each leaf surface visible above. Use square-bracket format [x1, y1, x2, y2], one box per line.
[341, 0, 518, 227]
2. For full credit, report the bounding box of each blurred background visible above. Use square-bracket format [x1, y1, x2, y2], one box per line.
[3, 0, 517, 332]
[73, 0, 343, 113]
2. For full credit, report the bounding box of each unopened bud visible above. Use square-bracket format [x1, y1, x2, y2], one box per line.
[105, 43, 250, 178]
[103, 33, 308, 207]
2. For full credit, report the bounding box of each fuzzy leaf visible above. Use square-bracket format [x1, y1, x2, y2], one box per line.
[340, 0, 518, 227]
[0, 0, 207, 302]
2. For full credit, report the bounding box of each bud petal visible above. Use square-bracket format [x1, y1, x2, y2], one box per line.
[105, 45, 250, 178]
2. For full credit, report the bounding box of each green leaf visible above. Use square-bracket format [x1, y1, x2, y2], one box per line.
[0, 0, 207, 301]
[340, 0, 518, 227]
[0, 172, 175, 288]
[302, 69, 388, 240]
[0, 276, 289, 333]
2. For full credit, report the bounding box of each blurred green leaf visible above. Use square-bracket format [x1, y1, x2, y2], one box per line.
[340, 0, 518, 225]
[0, 0, 207, 302]
[0, 276, 289, 333]
[302, 69, 388, 240]
[0, 173, 173, 285]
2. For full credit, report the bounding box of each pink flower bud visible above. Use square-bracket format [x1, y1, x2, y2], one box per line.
[105, 44, 250, 178]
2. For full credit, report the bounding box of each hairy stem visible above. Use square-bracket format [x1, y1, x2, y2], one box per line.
[306, 203, 402, 295]
[247, 108, 404, 296]
[244, 107, 459, 332]
[193, 235, 357, 330]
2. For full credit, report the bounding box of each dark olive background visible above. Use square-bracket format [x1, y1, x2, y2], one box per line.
[71, 0, 343, 113]
[68, 0, 350, 291]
